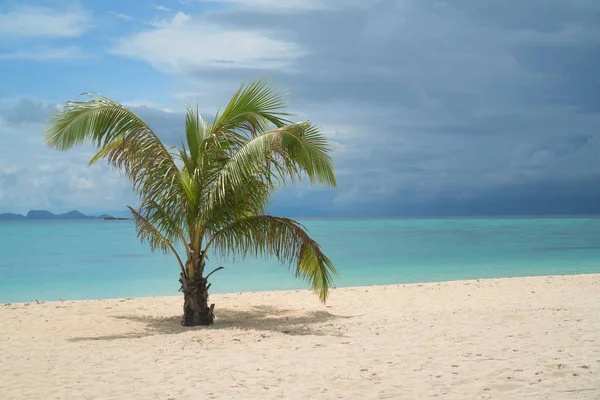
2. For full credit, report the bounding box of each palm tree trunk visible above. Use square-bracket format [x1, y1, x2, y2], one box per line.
[181, 275, 214, 326]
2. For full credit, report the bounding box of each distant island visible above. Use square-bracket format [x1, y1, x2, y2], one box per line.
[0, 210, 130, 221]
[101, 215, 129, 221]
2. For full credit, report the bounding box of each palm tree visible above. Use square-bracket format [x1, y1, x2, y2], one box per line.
[45, 81, 337, 326]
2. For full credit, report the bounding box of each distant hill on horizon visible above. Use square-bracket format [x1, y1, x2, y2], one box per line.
[0, 210, 129, 221]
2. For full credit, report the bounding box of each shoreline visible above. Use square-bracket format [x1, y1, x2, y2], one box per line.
[2, 274, 599, 399]
[2, 272, 599, 306]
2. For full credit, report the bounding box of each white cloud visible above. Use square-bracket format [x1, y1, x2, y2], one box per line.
[0, 98, 137, 214]
[111, 12, 305, 72]
[0, 5, 90, 38]
[153, 5, 172, 12]
[196, 0, 362, 12]
[203, 0, 327, 11]
[39, 164, 69, 174]
[0, 46, 89, 61]
[0, 148, 135, 214]
[122, 100, 175, 113]
[0, 166, 22, 176]
[114, 12, 134, 21]
[73, 177, 96, 191]
[0, 151, 135, 214]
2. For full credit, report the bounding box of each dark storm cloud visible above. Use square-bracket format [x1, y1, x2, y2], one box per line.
[128, 106, 185, 145]
[0, 99, 189, 146]
[200, 0, 600, 111]
[451, 0, 598, 32]
[0, 99, 57, 124]
[130, 106, 217, 146]
[113, 0, 600, 215]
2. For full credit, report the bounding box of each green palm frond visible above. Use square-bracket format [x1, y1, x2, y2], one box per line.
[212, 80, 292, 138]
[184, 106, 211, 169]
[204, 177, 271, 233]
[46, 93, 189, 239]
[278, 123, 337, 186]
[45, 93, 185, 209]
[206, 215, 337, 302]
[206, 122, 336, 211]
[137, 199, 189, 257]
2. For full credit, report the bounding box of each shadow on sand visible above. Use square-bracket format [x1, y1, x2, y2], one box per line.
[68, 305, 351, 342]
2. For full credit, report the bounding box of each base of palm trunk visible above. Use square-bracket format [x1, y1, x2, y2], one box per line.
[181, 276, 214, 326]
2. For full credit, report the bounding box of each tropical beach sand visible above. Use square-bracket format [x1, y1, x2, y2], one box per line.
[1, 275, 598, 399]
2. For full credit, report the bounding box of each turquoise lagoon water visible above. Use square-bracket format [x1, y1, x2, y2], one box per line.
[1, 218, 600, 303]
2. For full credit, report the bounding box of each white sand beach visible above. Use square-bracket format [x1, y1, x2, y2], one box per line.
[1, 274, 599, 399]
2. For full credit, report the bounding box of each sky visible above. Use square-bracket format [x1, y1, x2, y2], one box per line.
[0, 0, 599, 217]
